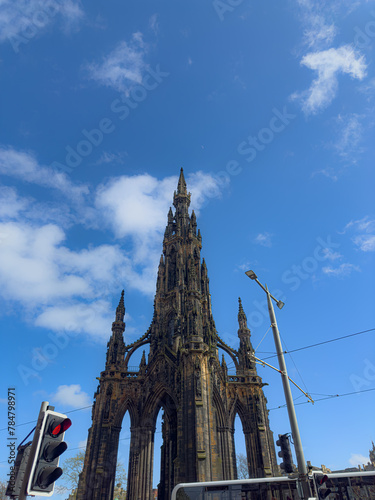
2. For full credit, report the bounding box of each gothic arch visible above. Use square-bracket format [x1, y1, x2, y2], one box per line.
[218, 344, 239, 371]
[114, 397, 139, 429]
[124, 338, 150, 367]
[142, 382, 178, 425]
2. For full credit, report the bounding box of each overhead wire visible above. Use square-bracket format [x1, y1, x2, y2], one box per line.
[262, 327, 375, 361]
[279, 331, 310, 396]
[254, 325, 271, 353]
[269, 387, 375, 411]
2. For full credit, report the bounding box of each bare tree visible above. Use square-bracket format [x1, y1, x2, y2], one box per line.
[58, 450, 127, 497]
[236, 453, 249, 479]
[0, 479, 8, 500]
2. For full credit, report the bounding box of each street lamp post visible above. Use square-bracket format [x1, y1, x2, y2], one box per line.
[245, 270, 312, 499]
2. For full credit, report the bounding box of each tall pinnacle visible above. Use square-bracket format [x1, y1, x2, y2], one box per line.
[115, 290, 125, 323]
[238, 297, 248, 331]
[173, 168, 191, 216]
[177, 167, 187, 195]
[237, 297, 254, 372]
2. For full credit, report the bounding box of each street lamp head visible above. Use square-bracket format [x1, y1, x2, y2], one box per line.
[245, 270, 257, 280]
[276, 300, 285, 310]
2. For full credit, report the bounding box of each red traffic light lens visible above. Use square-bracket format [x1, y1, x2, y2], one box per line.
[318, 474, 328, 485]
[51, 418, 72, 437]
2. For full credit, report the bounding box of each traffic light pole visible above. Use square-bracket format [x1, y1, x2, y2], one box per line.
[265, 287, 311, 499]
[18, 401, 49, 500]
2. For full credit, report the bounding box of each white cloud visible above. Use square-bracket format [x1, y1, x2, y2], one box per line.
[0, 186, 29, 218]
[0, 170, 227, 338]
[353, 235, 375, 252]
[322, 262, 360, 277]
[0, 146, 88, 201]
[311, 168, 338, 181]
[52, 384, 91, 408]
[303, 15, 336, 49]
[296, 0, 337, 49]
[0, 222, 90, 304]
[347, 216, 375, 234]
[35, 300, 113, 340]
[349, 453, 370, 467]
[0, 0, 84, 44]
[0, 221, 134, 335]
[322, 248, 342, 260]
[94, 151, 128, 165]
[96, 174, 174, 240]
[95, 171, 226, 294]
[333, 114, 364, 163]
[254, 232, 273, 247]
[344, 217, 375, 252]
[292, 45, 367, 115]
[85, 34, 148, 93]
[149, 13, 159, 34]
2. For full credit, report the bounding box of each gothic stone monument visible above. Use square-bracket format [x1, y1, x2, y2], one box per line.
[76, 169, 278, 500]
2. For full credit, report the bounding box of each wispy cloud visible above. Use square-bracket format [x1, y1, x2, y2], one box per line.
[291, 45, 367, 115]
[84, 33, 148, 93]
[296, 0, 337, 49]
[149, 13, 159, 35]
[333, 114, 364, 163]
[0, 0, 84, 44]
[312, 113, 365, 179]
[322, 248, 342, 260]
[0, 146, 88, 202]
[311, 168, 339, 182]
[353, 235, 375, 252]
[254, 232, 273, 247]
[94, 151, 128, 165]
[322, 262, 360, 277]
[344, 216, 375, 252]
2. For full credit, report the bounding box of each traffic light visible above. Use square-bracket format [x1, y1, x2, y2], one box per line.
[276, 433, 294, 474]
[314, 473, 332, 499]
[27, 409, 71, 496]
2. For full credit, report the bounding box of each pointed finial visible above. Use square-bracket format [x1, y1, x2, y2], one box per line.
[238, 297, 249, 332]
[238, 297, 246, 318]
[177, 168, 187, 195]
[115, 290, 125, 322]
[221, 354, 227, 369]
[140, 350, 146, 368]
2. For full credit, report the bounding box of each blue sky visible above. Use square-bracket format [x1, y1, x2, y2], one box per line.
[1, 0, 375, 496]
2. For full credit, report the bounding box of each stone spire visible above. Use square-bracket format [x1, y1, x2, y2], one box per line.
[149, 170, 216, 355]
[106, 290, 126, 368]
[173, 168, 191, 220]
[77, 171, 279, 500]
[115, 290, 125, 323]
[237, 297, 255, 373]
